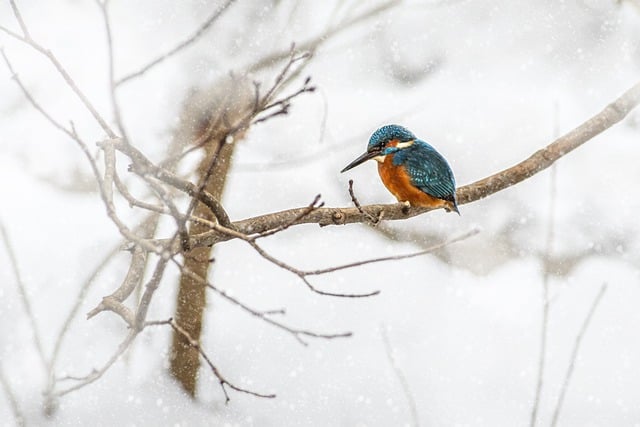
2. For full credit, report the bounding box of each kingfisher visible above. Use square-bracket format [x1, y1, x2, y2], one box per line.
[341, 124, 459, 214]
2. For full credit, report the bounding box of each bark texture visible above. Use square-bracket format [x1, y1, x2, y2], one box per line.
[169, 76, 254, 396]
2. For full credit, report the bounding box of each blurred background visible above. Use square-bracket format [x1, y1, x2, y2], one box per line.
[1, 0, 640, 425]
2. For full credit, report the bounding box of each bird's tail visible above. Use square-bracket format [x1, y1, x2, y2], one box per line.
[447, 200, 460, 215]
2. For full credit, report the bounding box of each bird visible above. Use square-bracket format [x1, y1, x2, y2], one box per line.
[341, 124, 459, 214]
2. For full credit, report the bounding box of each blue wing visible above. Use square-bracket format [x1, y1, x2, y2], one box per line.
[393, 140, 457, 201]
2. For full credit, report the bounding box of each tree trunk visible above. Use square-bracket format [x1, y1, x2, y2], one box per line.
[170, 140, 234, 396]
[169, 76, 254, 397]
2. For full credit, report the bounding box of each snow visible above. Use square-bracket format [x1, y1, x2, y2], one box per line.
[1, 0, 640, 425]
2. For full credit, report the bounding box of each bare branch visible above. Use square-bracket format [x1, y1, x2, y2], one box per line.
[530, 114, 561, 426]
[134, 255, 171, 330]
[172, 259, 352, 345]
[252, 194, 323, 239]
[113, 174, 219, 229]
[45, 242, 119, 401]
[247, 0, 402, 72]
[55, 330, 137, 397]
[8, 0, 29, 38]
[119, 139, 232, 228]
[207, 222, 380, 298]
[43, 214, 166, 407]
[0, 221, 47, 370]
[47, 214, 157, 375]
[0, 49, 82, 143]
[174, 79, 640, 250]
[141, 174, 191, 251]
[186, 223, 475, 300]
[116, 0, 237, 85]
[348, 179, 381, 225]
[550, 283, 608, 427]
[5, 1, 116, 137]
[1, 54, 158, 254]
[458, 81, 640, 203]
[0, 24, 23, 42]
[114, 173, 165, 213]
[304, 229, 479, 276]
[380, 325, 420, 427]
[261, 45, 306, 104]
[150, 318, 275, 402]
[245, 237, 380, 298]
[96, 0, 128, 141]
[87, 296, 136, 326]
[86, 245, 147, 324]
[0, 364, 25, 427]
[98, 137, 116, 204]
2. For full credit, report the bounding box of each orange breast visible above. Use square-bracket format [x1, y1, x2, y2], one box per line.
[377, 156, 450, 210]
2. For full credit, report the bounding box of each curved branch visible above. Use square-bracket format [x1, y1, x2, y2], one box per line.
[179, 79, 640, 249]
[458, 80, 640, 203]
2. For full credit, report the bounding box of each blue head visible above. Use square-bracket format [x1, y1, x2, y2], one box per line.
[368, 125, 415, 151]
[341, 124, 416, 173]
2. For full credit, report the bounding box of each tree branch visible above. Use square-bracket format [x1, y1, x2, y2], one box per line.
[116, 0, 237, 85]
[0, 364, 25, 427]
[179, 79, 640, 249]
[550, 283, 608, 427]
[247, 0, 402, 73]
[458, 81, 640, 203]
[0, 221, 47, 370]
[151, 318, 276, 403]
[3, 1, 116, 137]
[55, 330, 137, 397]
[380, 325, 419, 427]
[172, 259, 353, 346]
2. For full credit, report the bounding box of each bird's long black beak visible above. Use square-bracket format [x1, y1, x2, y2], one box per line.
[340, 149, 380, 173]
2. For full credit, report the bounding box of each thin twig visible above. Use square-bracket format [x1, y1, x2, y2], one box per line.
[116, 0, 237, 85]
[150, 318, 276, 402]
[0, 364, 25, 427]
[305, 229, 479, 276]
[252, 194, 323, 239]
[247, 238, 380, 298]
[141, 174, 191, 251]
[160, 57, 315, 170]
[44, 238, 121, 403]
[113, 174, 218, 228]
[172, 259, 352, 346]
[9, 0, 29, 38]
[210, 222, 380, 298]
[114, 173, 164, 212]
[348, 179, 380, 224]
[0, 222, 47, 370]
[0, 49, 85, 143]
[550, 283, 608, 427]
[46, 214, 156, 376]
[96, 0, 129, 143]
[253, 76, 316, 125]
[207, 225, 476, 298]
[134, 255, 171, 330]
[1, 52, 157, 254]
[261, 45, 303, 105]
[247, 0, 402, 73]
[55, 330, 137, 397]
[4, 2, 116, 137]
[380, 325, 420, 427]
[120, 139, 232, 228]
[530, 110, 561, 427]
